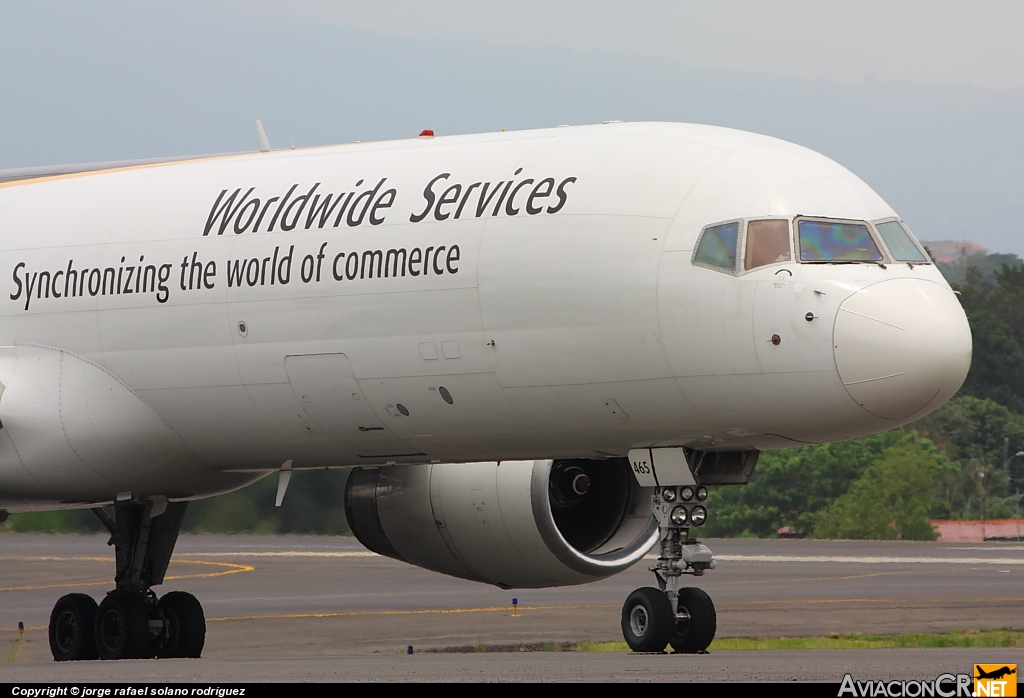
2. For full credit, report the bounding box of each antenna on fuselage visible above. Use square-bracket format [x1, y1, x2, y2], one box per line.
[256, 119, 271, 153]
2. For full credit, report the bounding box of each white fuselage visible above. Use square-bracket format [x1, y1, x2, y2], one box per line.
[0, 123, 971, 510]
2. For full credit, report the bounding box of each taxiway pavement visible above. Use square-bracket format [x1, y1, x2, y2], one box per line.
[2, 534, 1022, 681]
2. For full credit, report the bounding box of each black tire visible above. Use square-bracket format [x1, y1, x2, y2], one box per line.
[49, 593, 99, 661]
[156, 591, 205, 658]
[621, 587, 673, 652]
[95, 591, 150, 660]
[669, 587, 717, 653]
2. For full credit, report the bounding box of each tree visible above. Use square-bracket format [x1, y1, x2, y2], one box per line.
[704, 429, 929, 537]
[4, 468, 354, 535]
[957, 311, 1024, 414]
[5, 508, 105, 533]
[812, 444, 948, 540]
[911, 395, 1024, 519]
[182, 468, 353, 534]
[936, 253, 1022, 286]
[951, 261, 1024, 413]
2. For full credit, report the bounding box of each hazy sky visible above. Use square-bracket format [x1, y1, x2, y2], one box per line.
[2, 1, 1023, 254]
[249, 0, 1024, 89]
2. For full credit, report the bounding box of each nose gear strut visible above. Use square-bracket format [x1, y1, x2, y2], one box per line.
[620, 486, 717, 653]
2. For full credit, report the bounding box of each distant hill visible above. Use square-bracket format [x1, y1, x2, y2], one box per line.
[921, 240, 988, 265]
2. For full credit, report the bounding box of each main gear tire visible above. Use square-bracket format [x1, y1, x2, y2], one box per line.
[95, 591, 150, 660]
[621, 587, 673, 652]
[669, 586, 717, 653]
[49, 593, 99, 661]
[156, 591, 206, 658]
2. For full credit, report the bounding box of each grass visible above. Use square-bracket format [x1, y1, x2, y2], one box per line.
[411, 630, 1024, 654]
[568, 629, 1024, 653]
[5, 640, 27, 663]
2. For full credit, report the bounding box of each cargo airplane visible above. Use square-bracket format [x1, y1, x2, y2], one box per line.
[0, 121, 971, 660]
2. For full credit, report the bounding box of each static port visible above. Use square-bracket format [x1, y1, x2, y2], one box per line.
[670, 506, 688, 526]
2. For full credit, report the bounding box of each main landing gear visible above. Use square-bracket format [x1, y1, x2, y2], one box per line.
[48, 499, 206, 661]
[621, 485, 717, 653]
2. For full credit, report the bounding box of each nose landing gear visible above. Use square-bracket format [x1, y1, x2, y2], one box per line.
[621, 485, 717, 653]
[47, 499, 205, 661]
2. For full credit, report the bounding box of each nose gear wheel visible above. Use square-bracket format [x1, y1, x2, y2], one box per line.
[669, 586, 717, 653]
[621, 587, 674, 652]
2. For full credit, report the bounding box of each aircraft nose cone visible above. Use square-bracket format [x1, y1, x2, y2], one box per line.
[833, 278, 971, 421]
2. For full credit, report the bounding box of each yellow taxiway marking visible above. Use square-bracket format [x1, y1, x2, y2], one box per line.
[164, 560, 254, 581]
[642, 553, 1024, 570]
[719, 596, 1024, 607]
[14, 550, 1022, 563]
[198, 550, 1024, 564]
[183, 551, 379, 558]
[4, 604, 616, 633]
[206, 604, 617, 623]
[0, 556, 115, 562]
[713, 566, 1006, 586]
[205, 595, 1024, 624]
[7, 595, 1024, 633]
[0, 558, 253, 592]
[709, 554, 1024, 565]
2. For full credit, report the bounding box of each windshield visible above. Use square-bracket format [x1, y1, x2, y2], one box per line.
[875, 220, 928, 263]
[745, 219, 791, 270]
[798, 220, 883, 262]
[694, 221, 739, 271]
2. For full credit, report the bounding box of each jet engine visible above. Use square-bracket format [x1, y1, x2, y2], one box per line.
[344, 459, 658, 589]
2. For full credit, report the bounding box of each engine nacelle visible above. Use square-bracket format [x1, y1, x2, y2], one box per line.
[345, 458, 658, 589]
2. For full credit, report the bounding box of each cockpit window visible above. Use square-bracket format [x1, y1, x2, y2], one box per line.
[745, 220, 792, 270]
[875, 220, 928, 263]
[798, 220, 883, 262]
[694, 221, 739, 271]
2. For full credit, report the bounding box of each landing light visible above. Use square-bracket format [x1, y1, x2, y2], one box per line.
[670, 506, 688, 526]
[680, 486, 694, 501]
[662, 487, 677, 502]
[696, 486, 708, 501]
[691, 506, 707, 526]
